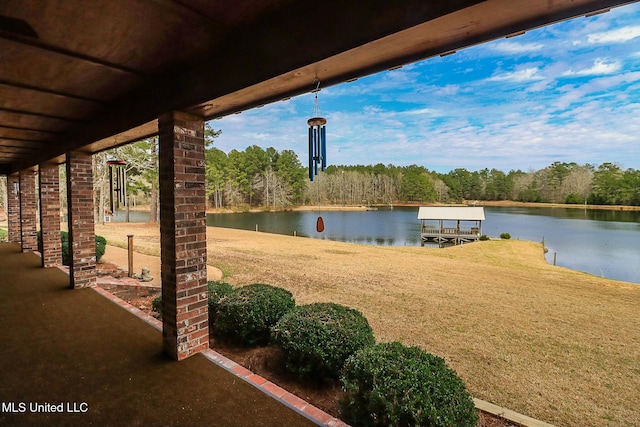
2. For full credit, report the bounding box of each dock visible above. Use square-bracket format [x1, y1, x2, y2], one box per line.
[418, 206, 485, 246]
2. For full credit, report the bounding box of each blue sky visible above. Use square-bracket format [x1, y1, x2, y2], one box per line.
[211, 3, 640, 173]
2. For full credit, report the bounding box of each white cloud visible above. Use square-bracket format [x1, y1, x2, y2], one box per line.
[487, 67, 544, 82]
[491, 41, 544, 54]
[433, 85, 460, 96]
[554, 73, 640, 110]
[587, 25, 640, 43]
[400, 107, 440, 117]
[562, 58, 622, 76]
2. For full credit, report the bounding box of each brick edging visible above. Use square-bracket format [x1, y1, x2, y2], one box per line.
[89, 284, 348, 427]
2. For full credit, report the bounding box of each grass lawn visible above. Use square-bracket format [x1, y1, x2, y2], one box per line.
[96, 222, 640, 427]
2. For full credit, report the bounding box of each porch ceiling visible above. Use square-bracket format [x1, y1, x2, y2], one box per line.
[0, 0, 636, 175]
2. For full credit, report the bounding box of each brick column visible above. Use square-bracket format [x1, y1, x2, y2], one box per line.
[7, 173, 21, 243]
[39, 163, 62, 267]
[66, 151, 96, 288]
[158, 111, 209, 360]
[19, 168, 38, 252]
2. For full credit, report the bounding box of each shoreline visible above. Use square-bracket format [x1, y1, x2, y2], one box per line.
[472, 200, 640, 211]
[1, 200, 639, 226]
[205, 200, 640, 214]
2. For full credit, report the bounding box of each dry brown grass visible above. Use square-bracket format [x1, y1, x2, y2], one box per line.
[96, 222, 640, 427]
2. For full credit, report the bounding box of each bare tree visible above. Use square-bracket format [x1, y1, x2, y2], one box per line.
[433, 178, 449, 203]
[512, 173, 534, 200]
[92, 152, 110, 224]
[224, 181, 245, 207]
[561, 167, 593, 203]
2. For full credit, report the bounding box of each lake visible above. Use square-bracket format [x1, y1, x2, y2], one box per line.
[111, 206, 640, 284]
[203, 206, 640, 284]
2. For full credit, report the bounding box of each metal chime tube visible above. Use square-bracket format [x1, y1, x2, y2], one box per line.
[120, 167, 125, 204]
[107, 159, 127, 214]
[109, 165, 114, 213]
[314, 127, 319, 176]
[123, 167, 128, 207]
[115, 167, 120, 209]
[307, 117, 327, 181]
[116, 168, 122, 208]
[320, 126, 327, 172]
[308, 127, 314, 181]
[120, 167, 125, 205]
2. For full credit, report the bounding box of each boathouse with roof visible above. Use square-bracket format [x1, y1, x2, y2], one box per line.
[418, 206, 485, 246]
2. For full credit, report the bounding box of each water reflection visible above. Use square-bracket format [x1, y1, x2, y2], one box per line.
[206, 207, 639, 284]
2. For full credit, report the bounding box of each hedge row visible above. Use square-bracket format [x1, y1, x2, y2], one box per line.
[154, 280, 477, 427]
[36, 230, 106, 265]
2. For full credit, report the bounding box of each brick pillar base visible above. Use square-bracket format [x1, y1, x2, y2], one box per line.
[159, 111, 209, 361]
[19, 168, 38, 252]
[7, 173, 20, 244]
[66, 152, 96, 288]
[40, 163, 62, 267]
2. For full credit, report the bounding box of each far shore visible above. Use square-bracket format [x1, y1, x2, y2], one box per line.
[1, 199, 638, 227]
[204, 199, 640, 214]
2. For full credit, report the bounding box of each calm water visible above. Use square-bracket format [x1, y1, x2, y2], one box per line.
[112, 206, 639, 283]
[202, 206, 640, 284]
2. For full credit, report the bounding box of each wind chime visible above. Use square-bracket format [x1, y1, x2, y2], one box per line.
[307, 80, 327, 232]
[307, 83, 327, 182]
[106, 157, 127, 214]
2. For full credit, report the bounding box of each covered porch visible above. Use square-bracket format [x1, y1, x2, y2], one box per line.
[0, 242, 327, 427]
[0, 1, 632, 425]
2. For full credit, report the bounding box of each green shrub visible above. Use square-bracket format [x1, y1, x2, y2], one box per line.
[0, 228, 7, 242]
[37, 230, 106, 265]
[207, 280, 234, 323]
[500, 232, 511, 240]
[95, 235, 107, 262]
[60, 231, 69, 264]
[340, 342, 478, 427]
[216, 283, 295, 345]
[479, 234, 489, 241]
[152, 281, 233, 319]
[271, 302, 375, 380]
[152, 293, 162, 314]
[565, 193, 583, 204]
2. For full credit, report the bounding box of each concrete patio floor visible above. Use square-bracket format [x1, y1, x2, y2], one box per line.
[0, 242, 325, 427]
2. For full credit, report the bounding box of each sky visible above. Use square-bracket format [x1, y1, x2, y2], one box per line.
[210, 3, 640, 174]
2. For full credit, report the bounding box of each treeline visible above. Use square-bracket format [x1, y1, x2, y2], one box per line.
[317, 161, 640, 206]
[1, 145, 639, 217]
[202, 149, 640, 207]
[97, 136, 639, 210]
